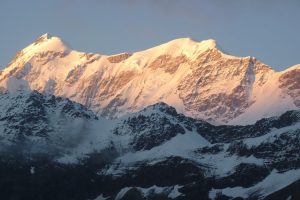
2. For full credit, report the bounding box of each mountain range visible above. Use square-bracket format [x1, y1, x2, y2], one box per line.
[1, 33, 299, 124]
[0, 34, 299, 200]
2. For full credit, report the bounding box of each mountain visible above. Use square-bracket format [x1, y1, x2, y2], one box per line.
[97, 103, 300, 200]
[0, 33, 299, 124]
[0, 91, 299, 199]
[0, 34, 300, 199]
[0, 90, 98, 159]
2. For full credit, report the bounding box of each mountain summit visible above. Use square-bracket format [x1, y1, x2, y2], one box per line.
[0, 34, 299, 124]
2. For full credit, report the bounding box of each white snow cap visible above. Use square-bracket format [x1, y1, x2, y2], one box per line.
[144, 37, 218, 57]
[166, 37, 217, 48]
[29, 33, 71, 53]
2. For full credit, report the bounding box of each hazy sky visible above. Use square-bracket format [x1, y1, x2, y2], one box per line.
[0, 0, 299, 70]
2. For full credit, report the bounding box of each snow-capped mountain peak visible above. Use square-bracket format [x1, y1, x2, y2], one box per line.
[30, 33, 70, 53]
[161, 37, 217, 52]
[1, 34, 70, 77]
[139, 38, 218, 59]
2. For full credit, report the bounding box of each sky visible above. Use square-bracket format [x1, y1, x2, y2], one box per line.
[0, 0, 299, 70]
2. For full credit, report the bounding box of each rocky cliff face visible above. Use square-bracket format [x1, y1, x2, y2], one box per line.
[0, 34, 299, 124]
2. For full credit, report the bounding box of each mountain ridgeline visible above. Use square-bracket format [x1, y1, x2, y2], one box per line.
[0, 33, 299, 124]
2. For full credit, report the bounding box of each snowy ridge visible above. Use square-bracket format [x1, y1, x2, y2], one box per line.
[0, 34, 299, 124]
